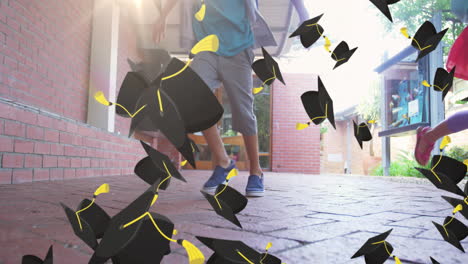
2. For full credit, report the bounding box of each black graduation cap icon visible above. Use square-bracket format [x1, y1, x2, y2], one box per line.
[369, 0, 401, 22]
[114, 72, 148, 118]
[252, 47, 285, 94]
[127, 48, 172, 83]
[297, 76, 336, 130]
[415, 155, 467, 196]
[351, 229, 401, 264]
[134, 156, 171, 189]
[201, 169, 247, 228]
[289, 14, 325, 48]
[129, 84, 187, 148]
[91, 183, 158, 261]
[442, 196, 468, 220]
[22, 245, 53, 264]
[401, 21, 448, 61]
[353, 121, 373, 149]
[160, 57, 224, 133]
[430, 257, 441, 264]
[330, 41, 358, 70]
[432, 216, 468, 252]
[61, 184, 111, 249]
[197, 237, 282, 264]
[111, 212, 174, 264]
[140, 140, 186, 183]
[177, 136, 199, 169]
[422, 67, 456, 100]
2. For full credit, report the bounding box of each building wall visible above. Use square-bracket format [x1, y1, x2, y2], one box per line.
[0, 0, 93, 122]
[271, 73, 321, 174]
[0, 0, 156, 184]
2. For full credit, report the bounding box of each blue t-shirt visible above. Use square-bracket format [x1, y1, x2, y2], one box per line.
[192, 0, 254, 57]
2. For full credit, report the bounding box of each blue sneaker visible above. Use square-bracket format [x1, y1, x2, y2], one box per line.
[202, 160, 236, 193]
[246, 174, 264, 197]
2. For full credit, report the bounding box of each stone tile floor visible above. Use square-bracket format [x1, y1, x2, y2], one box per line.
[0, 171, 467, 264]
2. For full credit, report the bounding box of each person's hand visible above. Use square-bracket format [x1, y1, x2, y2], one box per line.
[152, 16, 167, 44]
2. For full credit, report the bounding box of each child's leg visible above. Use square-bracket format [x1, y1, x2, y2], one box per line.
[426, 110, 468, 142]
[219, 48, 262, 176]
[415, 110, 468, 165]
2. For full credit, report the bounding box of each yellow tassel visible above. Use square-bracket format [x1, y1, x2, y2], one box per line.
[181, 160, 188, 166]
[151, 194, 159, 206]
[296, 123, 310, 130]
[400, 27, 409, 38]
[94, 91, 111, 106]
[194, 2, 206, 21]
[173, 229, 178, 235]
[464, 159, 468, 167]
[94, 183, 109, 196]
[191, 34, 219, 55]
[178, 240, 205, 264]
[253, 87, 264, 94]
[421, 80, 431, 87]
[265, 242, 272, 250]
[439, 136, 451, 150]
[394, 256, 401, 264]
[453, 204, 463, 214]
[368, 120, 376, 124]
[226, 168, 238, 180]
[324, 36, 331, 53]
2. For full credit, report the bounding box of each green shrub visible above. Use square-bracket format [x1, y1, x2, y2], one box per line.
[371, 151, 430, 177]
[445, 145, 468, 162]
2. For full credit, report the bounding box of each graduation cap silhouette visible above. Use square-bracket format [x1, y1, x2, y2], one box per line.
[61, 184, 111, 249]
[160, 57, 224, 133]
[289, 14, 326, 48]
[351, 229, 401, 264]
[296, 76, 336, 130]
[432, 216, 468, 252]
[95, 35, 220, 149]
[442, 196, 468, 220]
[92, 178, 204, 264]
[369, 0, 401, 22]
[415, 155, 467, 197]
[353, 121, 373, 149]
[422, 67, 456, 100]
[430, 257, 441, 264]
[136, 140, 186, 184]
[22, 245, 53, 264]
[127, 48, 171, 83]
[197, 237, 281, 264]
[201, 169, 247, 228]
[251, 47, 285, 94]
[330, 41, 358, 70]
[401, 21, 448, 61]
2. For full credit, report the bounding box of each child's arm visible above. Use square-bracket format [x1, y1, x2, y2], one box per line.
[153, 0, 181, 43]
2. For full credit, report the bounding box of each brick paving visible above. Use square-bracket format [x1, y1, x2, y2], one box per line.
[0, 171, 467, 264]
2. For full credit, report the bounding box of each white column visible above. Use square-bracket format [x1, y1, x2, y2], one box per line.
[87, 0, 120, 132]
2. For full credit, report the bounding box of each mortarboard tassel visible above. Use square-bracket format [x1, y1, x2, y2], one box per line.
[464, 160, 468, 168]
[94, 91, 147, 118]
[440, 136, 451, 150]
[259, 242, 273, 264]
[194, 0, 206, 22]
[181, 160, 188, 166]
[253, 66, 276, 95]
[296, 103, 329, 130]
[214, 168, 238, 209]
[75, 183, 109, 231]
[177, 239, 205, 264]
[422, 80, 450, 92]
[400, 27, 432, 51]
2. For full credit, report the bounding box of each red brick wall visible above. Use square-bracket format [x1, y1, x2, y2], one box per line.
[0, 0, 93, 122]
[271, 73, 321, 174]
[0, 99, 148, 184]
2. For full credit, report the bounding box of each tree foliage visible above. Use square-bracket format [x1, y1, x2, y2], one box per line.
[383, 0, 465, 57]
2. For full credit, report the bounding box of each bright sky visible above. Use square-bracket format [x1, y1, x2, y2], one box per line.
[280, 0, 411, 112]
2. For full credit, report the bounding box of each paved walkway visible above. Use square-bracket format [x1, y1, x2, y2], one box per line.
[0, 171, 467, 264]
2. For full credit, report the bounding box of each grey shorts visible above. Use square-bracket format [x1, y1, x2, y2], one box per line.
[189, 48, 257, 136]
